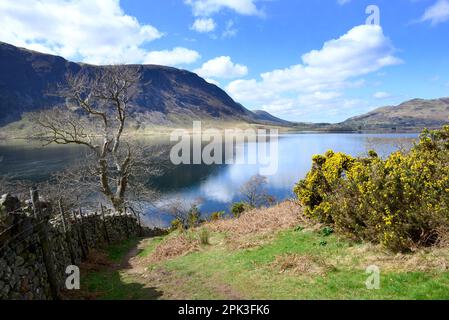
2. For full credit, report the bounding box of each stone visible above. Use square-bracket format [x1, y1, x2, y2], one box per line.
[2, 283, 10, 296]
[0, 194, 21, 214]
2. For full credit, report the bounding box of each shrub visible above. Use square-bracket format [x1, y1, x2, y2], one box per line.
[209, 211, 225, 221]
[231, 202, 252, 218]
[320, 227, 334, 237]
[198, 228, 210, 245]
[187, 205, 201, 228]
[294, 125, 449, 252]
[170, 218, 184, 232]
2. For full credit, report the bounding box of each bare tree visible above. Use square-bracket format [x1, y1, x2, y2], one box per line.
[166, 197, 204, 229]
[240, 174, 275, 208]
[31, 65, 146, 212]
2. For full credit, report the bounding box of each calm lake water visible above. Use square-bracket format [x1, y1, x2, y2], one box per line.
[0, 133, 418, 226]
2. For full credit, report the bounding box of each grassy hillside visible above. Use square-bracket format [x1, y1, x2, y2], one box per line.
[76, 201, 449, 300]
[337, 98, 449, 132]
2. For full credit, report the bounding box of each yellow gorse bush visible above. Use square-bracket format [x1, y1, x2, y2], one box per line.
[294, 125, 449, 252]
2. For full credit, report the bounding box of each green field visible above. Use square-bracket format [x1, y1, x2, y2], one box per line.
[80, 225, 449, 300]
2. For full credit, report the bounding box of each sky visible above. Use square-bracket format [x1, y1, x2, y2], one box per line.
[0, 0, 448, 123]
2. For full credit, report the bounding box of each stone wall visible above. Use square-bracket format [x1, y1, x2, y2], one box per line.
[0, 193, 153, 300]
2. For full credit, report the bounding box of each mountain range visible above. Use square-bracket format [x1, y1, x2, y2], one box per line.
[0, 41, 290, 129]
[0, 41, 448, 133]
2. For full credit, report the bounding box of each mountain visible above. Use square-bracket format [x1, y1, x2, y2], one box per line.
[0, 42, 288, 128]
[252, 110, 293, 126]
[337, 98, 449, 131]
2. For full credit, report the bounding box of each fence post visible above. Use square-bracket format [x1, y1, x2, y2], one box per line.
[72, 211, 87, 260]
[124, 207, 130, 239]
[30, 187, 60, 300]
[100, 203, 110, 245]
[137, 209, 143, 237]
[78, 207, 90, 255]
[58, 199, 76, 265]
[128, 206, 143, 237]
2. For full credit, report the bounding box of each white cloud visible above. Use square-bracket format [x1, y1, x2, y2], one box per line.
[185, 0, 262, 17]
[195, 56, 248, 79]
[226, 25, 402, 122]
[222, 20, 238, 38]
[0, 0, 173, 65]
[191, 18, 216, 33]
[373, 91, 392, 99]
[144, 47, 200, 67]
[337, 0, 351, 5]
[420, 0, 449, 25]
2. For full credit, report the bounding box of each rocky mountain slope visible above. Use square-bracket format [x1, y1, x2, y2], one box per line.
[0, 42, 286, 128]
[337, 98, 449, 131]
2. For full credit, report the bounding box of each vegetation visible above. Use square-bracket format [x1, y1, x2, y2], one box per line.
[198, 228, 210, 245]
[294, 125, 449, 252]
[168, 200, 205, 230]
[239, 174, 275, 208]
[30, 66, 157, 212]
[230, 201, 251, 217]
[229, 174, 276, 218]
[209, 211, 225, 221]
[79, 202, 449, 300]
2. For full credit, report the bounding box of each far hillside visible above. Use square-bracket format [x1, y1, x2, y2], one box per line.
[334, 98, 449, 132]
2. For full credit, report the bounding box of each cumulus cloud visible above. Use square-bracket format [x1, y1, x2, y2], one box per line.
[184, 0, 263, 17]
[144, 47, 200, 67]
[0, 0, 198, 66]
[195, 56, 248, 79]
[420, 0, 449, 25]
[226, 25, 402, 122]
[191, 18, 216, 33]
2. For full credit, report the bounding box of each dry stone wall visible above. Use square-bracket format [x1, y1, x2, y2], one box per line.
[0, 193, 155, 300]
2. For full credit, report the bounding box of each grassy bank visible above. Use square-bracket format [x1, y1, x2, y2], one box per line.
[78, 201, 449, 300]
[0, 116, 298, 140]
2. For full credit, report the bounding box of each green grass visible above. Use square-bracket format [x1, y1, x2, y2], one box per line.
[81, 237, 163, 300]
[106, 238, 140, 262]
[79, 229, 449, 300]
[82, 270, 162, 300]
[137, 236, 165, 258]
[154, 230, 449, 300]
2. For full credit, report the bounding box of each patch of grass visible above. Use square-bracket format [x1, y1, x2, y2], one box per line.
[82, 270, 162, 300]
[153, 229, 449, 299]
[106, 238, 140, 263]
[78, 205, 449, 300]
[138, 236, 165, 258]
[79, 237, 164, 300]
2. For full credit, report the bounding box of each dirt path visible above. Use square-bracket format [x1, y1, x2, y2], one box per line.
[115, 238, 245, 300]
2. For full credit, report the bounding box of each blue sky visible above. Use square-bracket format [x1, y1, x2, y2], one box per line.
[1, 0, 448, 122]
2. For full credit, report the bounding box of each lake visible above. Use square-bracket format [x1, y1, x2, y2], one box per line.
[0, 133, 418, 226]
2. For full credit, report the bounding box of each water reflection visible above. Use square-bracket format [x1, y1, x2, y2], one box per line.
[0, 133, 418, 226]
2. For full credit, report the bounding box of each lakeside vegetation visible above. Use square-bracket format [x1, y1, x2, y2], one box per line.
[295, 125, 449, 252]
[77, 202, 449, 300]
[69, 124, 449, 300]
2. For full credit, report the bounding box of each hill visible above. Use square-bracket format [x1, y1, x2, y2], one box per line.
[252, 110, 293, 126]
[0, 42, 288, 129]
[337, 98, 449, 131]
